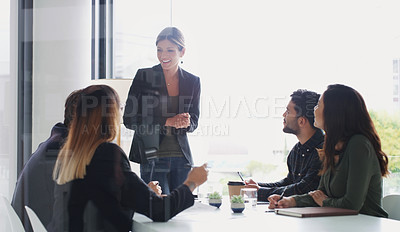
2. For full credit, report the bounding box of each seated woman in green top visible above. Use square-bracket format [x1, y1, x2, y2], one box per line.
[268, 84, 389, 218]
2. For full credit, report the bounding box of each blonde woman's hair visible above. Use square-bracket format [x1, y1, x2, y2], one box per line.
[53, 85, 121, 184]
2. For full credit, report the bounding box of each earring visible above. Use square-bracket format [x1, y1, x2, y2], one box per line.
[180, 60, 184, 64]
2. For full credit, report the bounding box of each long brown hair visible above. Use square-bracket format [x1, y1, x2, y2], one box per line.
[53, 85, 121, 184]
[319, 84, 389, 176]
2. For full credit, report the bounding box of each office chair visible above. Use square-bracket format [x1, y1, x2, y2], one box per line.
[382, 194, 400, 220]
[0, 195, 25, 231]
[25, 206, 47, 232]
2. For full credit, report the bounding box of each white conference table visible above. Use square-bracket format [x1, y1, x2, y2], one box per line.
[132, 199, 400, 232]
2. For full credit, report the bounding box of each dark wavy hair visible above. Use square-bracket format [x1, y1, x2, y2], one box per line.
[290, 89, 320, 129]
[319, 84, 389, 176]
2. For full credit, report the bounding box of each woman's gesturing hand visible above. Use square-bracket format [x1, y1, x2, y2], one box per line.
[165, 113, 190, 129]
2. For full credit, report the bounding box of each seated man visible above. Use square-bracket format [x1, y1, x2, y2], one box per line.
[245, 89, 323, 201]
[11, 89, 81, 232]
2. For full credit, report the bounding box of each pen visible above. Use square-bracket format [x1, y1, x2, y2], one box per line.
[237, 172, 244, 182]
[279, 186, 288, 200]
[274, 186, 288, 207]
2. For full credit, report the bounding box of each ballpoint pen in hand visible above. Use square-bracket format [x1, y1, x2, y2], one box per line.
[279, 186, 288, 201]
[237, 172, 244, 182]
[273, 186, 288, 207]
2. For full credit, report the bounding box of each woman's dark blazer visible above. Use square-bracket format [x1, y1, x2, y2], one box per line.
[123, 64, 200, 165]
[47, 143, 195, 232]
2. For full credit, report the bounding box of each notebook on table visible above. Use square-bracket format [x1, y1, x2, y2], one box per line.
[275, 207, 358, 218]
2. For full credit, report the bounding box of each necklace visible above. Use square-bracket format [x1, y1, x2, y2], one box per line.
[166, 76, 178, 86]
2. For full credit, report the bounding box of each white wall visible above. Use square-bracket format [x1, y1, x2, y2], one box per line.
[0, 0, 93, 202]
[0, 0, 15, 201]
[31, 1, 140, 174]
[32, 0, 91, 149]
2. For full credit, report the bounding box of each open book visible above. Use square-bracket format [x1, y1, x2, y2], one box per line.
[275, 207, 358, 218]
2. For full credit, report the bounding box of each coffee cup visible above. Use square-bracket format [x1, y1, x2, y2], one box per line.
[227, 181, 245, 198]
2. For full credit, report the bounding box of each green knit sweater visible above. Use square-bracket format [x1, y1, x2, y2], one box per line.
[294, 134, 388, 218]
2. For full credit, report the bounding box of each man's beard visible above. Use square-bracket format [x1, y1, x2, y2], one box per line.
[283, 126, 299, 135]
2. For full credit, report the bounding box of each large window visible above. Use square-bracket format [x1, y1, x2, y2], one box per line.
[113, 0, 171, 78]
[109, 0, 400, 196]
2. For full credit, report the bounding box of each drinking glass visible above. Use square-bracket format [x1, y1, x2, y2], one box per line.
[240, 188, 257, 207]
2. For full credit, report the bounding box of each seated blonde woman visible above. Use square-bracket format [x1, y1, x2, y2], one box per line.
[48, 85, 208, 232]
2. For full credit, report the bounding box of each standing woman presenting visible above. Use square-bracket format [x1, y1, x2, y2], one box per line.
[124, 27, 201, 194]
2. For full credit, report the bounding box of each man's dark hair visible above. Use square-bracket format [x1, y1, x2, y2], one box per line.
[64, 89, 82, 127]
[290, 89, 320, 129]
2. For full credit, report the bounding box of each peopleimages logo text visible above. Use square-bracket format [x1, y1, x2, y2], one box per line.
[121, 95, 289, 119]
